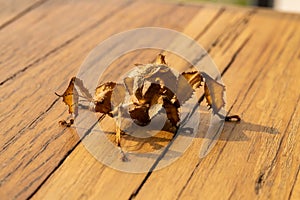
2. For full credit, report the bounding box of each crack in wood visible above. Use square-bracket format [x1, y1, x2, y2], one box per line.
[0, 86, 43, 126]
[22, 129, 66, 170]
[190, 9, 255, 67]
[0, 0, 49, 31]
[176, 116, 240, 199]
[227, 183, 238, 200]
[176, 161, 202, 200]
[221, 34, 252, 76]
[17, 173, 45, 200]
[0, 160, 24, 187]
[254, 95, 300, 195]
[0, 0, 135, 87]
[237, 16, 299, 114]
[0, 98, 60, 190]
[0, 98, 59, 154]
[255, 172, 265, 194]
[288, 165, 300, 200]
[22, 154, 56, 184]
[234, 25, 300, 172]
[211, 9, 255, 53]
[194, 7, 226, 41]
[274, 22, 299, 62]
[26, 116, 103, 200]
[220, 10, 256, 53]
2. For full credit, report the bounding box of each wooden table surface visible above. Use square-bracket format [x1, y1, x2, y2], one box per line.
[1, 0, 300, 199]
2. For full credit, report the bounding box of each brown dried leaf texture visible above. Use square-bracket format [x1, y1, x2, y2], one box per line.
[201, 72, 225, 113]
[56, 54, 227, 130]
[177, 71, 225, 114]
[93, 82, 117, 115]
[177, 71, 202, 105]
[124, 59, 180, 127]
[55, 77, 79, 116]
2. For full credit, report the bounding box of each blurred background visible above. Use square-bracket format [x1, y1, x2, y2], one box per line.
[178, 0, 300, 13]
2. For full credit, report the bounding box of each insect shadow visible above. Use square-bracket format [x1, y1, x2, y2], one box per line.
[76, 102, 279, 153]
[218, 119, 279, 141]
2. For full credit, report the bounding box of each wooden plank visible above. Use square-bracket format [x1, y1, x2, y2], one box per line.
[0, 0, 132, 85]
[133, 9, 300, 200]
[29, 5, 257, 200]
[1, 1, 300, 200]
[27, 5, 233, 200]
[290, 164, 300, 199]
[0, 0, 43, 29]
[0, 1, 200, 199]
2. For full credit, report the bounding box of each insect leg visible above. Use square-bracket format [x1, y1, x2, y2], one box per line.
[155, 53, 167, 65]
[59, 118, 74, 127]
[113, 105, 129, 162]
[225, 115, 241, 122]
[116, 123, 128, 162]
[114, 105, 122, 146]
[116, 125, 121, 147]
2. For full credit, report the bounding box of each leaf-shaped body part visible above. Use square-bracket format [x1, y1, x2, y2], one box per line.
[74, 77, 93, 100]
[124, 61, 180, 127]
[177, 71, 203, 105]
[94, 82, 117, 115]
[201, 72, 225, 114]
[55, 77, 79, 115]
[128, 83, 162, 126]
[123, 77, 134, 95]
[111, 84, 126, 107]
[125, 64, 178, 94]
[181, 71, 203, 89]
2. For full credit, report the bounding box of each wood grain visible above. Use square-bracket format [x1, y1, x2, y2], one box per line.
[0, 1, 199, 199]
[0, 0, 45, 29]
[0, 1, 299, 200]
[0, 0, 132, 85]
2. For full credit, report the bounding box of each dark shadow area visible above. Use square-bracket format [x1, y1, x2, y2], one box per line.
[218, 119, 279, 141]
[94, 115, 279, 153]
[77, 100, 280, 153]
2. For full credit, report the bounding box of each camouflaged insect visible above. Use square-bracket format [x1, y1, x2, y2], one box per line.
[56, 54, 240, 147]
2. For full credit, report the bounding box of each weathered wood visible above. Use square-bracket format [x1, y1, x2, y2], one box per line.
[0, 1, 200, 199]
[0, 0, 132, 85]
[173, 11, 300, 200]
[0, 0, 43, 28]
[0, 1, 299, 200]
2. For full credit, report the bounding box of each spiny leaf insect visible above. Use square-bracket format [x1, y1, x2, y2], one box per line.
[56, 54, 240, 160]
